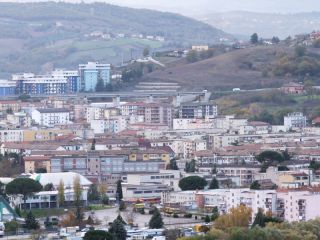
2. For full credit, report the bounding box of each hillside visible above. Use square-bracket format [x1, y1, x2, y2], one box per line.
[198, 11, 320, 39]
[0, 2, 229, 77]
[142, 46, 292, 91]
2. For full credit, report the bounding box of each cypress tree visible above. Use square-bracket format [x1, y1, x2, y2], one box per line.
[252, 209, 265, 228]
[25, 211, 39, 230]
[209, 177, 219, 190]
[116, 180, 123, 201]
[148, 208, 164, 229]
[95, 76, 105, 92]
[109, 218, 127, 240]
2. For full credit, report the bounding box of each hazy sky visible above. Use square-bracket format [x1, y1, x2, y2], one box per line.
[104, 0, 320, 15]
[2, 0, 320, 15]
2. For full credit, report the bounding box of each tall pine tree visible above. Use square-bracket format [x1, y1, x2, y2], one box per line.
[25, 211, 39, 230]
[252, 208, 265, 228]
[149, 208, 164, 229]
[209, 177, 219, 189]
[109, 218, 127, 240]
[95, 76, 105, 92]
[116, 180, 123, 201]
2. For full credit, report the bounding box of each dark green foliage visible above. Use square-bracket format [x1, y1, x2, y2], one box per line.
[173, 213, 179, 218]
[109, 218, 127, 240]
[256, 150, 285, 173]
[88, 184, 100, 202]
[43, 183, 54, 191]
[116, 214, 127, 225]
[4, 220, 19, 233]
[91, 138, 96, 151]
[309, 160, 320, 170]
[250, 181, 261, 190]
[149, 208, 164, 229]
[256, 151, 285, 163]
[211, 207, 219, 221]
[25, 211, 39, 230]
[184, 213, 192, 218]
[101, 195, 109, 205]
[14, 206, 21, 217]
[119, 201, 126, 211]
[204, 215, 211, 223]
[95, 77, 105, 92]
[166, 158, 179, 170]
[6, 178, 42, 208]
[35, 168, 47, 173]
[278, 166, 289, 171]
[185, 159, 196, 173]
[116, 180, 123, 201]
[252, 209, 265, 228]
[179, 176, 207, 191]
[251, 33, 259, 44]
[84, 230, 113, 240]
[6, 108, 13, 114]
[209, 177, 219, 190]
[122, 63, 144, 82]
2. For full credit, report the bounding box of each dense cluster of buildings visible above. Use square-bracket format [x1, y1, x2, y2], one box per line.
[0, 88, 319, 224]
[0, 62, 111, 96]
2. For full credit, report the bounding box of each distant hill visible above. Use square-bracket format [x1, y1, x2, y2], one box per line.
[142, 46, 293, 91]
[198, 11, 320, 39]
[0, 2, 229, 77]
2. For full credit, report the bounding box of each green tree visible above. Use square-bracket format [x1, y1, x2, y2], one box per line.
[204, 215, 211, 223]
[88, 184, 100, 202]
[256, 151, 284, 163]
[25, 211, 39, 230]
[116, 180, 123, 201]
[251, 33, 259, 44]
[179, 176, 207, 191]
[109, 218, 127, 240]
[149, 208, 164, 229]
[185, 159, 196, 173]
[186, 50, 198, 63]
[84, 230, 113, 240]
[91, 138, 96, 151]
[250, 181, 261, 190]
[166, 158, 179, 170]
[95, 77, 105, 92]
[211, 207, 220, 222]
[57, 180, 65, 207]
[116, 214, 127, 225]
[6, 178, 42, 209]
[209, 177, 219, 190]
[4, 220, 19, 233]
[252, 209, 265, 228]
[119, 200, 126, 211]
[43, 183, 54, 191]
